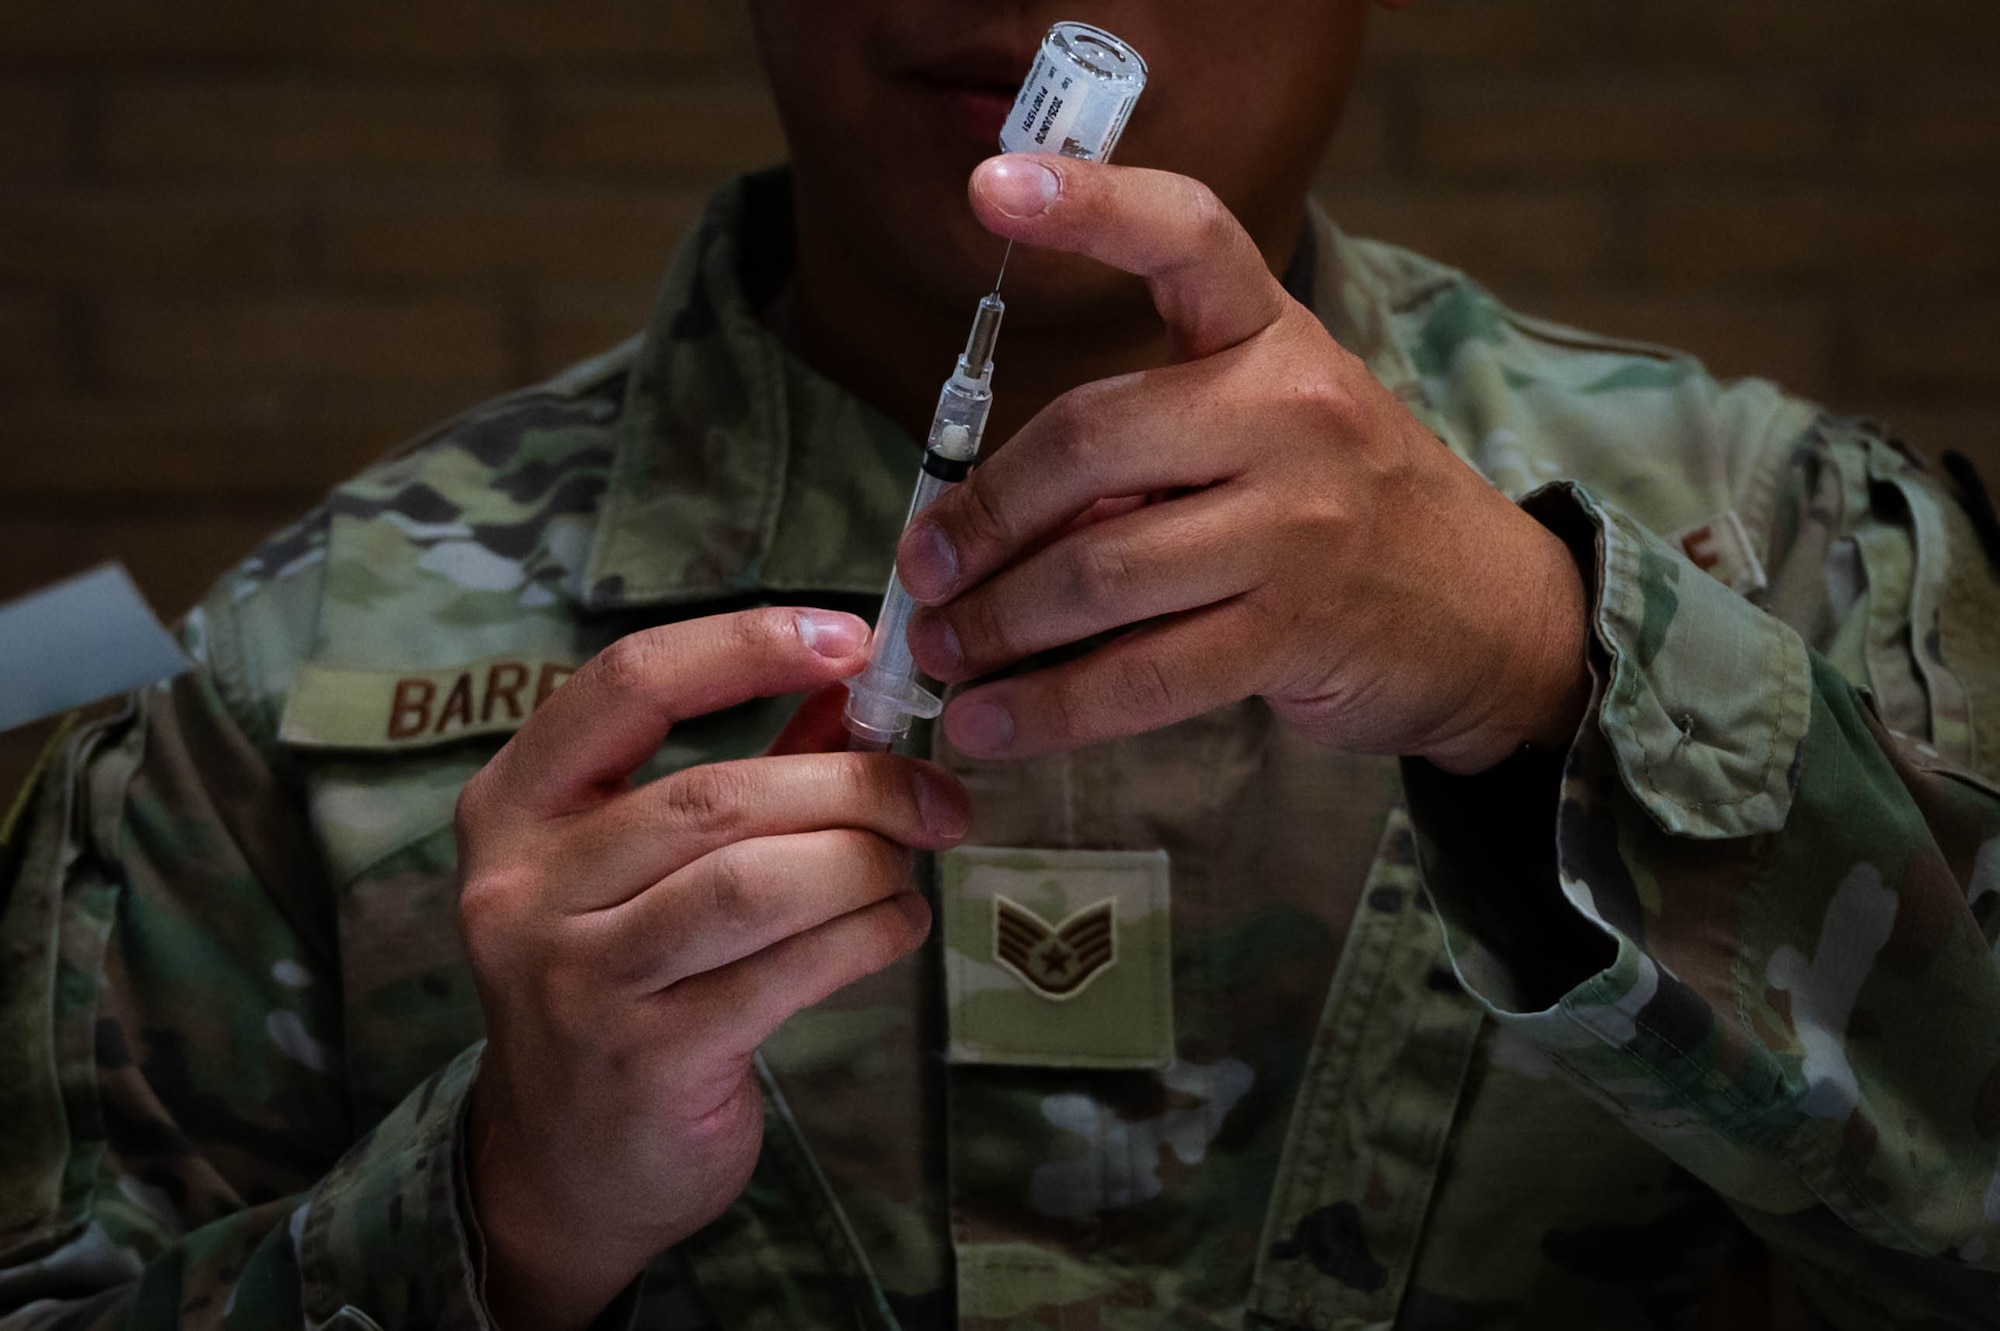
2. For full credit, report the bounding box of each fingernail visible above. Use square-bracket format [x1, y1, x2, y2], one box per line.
[912, 768, 971, 839]
[983, 157, 1061, 219]
[794, 610, 868, 658]
[949, 698, 1014, 755]
[900, 522, 959, 601]
[909, 613, 963, 675]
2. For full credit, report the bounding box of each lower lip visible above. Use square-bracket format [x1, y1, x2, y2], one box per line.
[938, 86, 1016, 148]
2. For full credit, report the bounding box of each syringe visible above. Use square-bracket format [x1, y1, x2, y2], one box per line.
[840, 20, 1147, 752]
[843, 287, 1006, 751]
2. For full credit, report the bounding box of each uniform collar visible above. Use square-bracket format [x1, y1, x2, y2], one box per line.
[584, 170, 916, 610]
[583, 171, 1419, 612]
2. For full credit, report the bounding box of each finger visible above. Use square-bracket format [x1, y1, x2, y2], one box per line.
[487, 608, 871, 818]
[970, 155, 1288, 361]
[1060, 495, 1153, 536]
[939, 599, 1266, 758]
[594, 829, 914, 992]
[765, 682, 853, 757]
[897, 352, 1259, 603]
[906, 487, 1264, 683]
[663, 891, 934, 1056]
[544, 753, 969, 909]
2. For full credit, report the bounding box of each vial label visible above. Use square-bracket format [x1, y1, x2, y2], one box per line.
[1033, 77, 1086, 156]
[1009, 54, 1083, 153]
[999, 27, 1145, 162]
[1097, 96, 1136, 161]
[1004, 61, 1113, 159]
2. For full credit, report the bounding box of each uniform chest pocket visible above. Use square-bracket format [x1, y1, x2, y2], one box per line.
[278, 650, 579, 1122]
[294, 754, 484, 1127]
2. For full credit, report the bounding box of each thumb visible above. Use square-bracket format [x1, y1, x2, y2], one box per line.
[968, 154, 1289, 361]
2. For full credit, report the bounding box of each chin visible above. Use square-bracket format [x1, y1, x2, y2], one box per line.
[796, 146, 1152, 337]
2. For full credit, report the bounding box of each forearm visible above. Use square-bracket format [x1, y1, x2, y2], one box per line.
[1410, 472, 2000, 1275]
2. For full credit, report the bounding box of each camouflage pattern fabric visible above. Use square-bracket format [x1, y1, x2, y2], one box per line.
[4, 167, 2000, 1330]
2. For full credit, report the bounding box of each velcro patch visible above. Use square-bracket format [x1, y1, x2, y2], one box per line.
[941, 845, 1172, 1069]
[1666, 509, 1768, 596]
[279, 656, 578, 750]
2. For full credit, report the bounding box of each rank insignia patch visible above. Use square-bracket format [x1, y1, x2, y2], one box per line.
[940, 845, 1172, 1067]
[994, 895, 1117, 999]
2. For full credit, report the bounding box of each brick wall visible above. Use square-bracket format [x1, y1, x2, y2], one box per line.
[3, 0, 1999, 787]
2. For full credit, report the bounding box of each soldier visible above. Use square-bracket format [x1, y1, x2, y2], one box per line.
[5, 1, 2000, 1328]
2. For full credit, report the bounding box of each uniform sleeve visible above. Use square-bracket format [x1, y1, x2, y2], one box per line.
[1408, 415, 2000, 1324]
[0, 656, 492, 1330]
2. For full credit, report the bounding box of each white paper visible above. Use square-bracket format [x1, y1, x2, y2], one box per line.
[0, 563, 193, 732]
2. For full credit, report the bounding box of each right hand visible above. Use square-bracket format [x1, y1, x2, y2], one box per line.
[454, 607, 970, 1330]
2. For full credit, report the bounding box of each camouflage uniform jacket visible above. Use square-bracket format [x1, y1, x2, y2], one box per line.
[5, 170, 2000, 1331]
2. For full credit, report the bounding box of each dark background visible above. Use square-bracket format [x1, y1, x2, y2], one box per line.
[4, 0, 2000, 794]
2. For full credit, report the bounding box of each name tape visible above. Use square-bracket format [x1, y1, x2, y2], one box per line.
[279, 655, 579, 750]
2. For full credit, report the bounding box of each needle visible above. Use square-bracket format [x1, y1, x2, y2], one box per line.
[993, 239, 1014, 295]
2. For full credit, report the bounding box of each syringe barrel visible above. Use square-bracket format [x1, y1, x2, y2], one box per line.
[864, 467, 952, 697]
[842, 466, 958, 750]
[905, 466, 956, 534]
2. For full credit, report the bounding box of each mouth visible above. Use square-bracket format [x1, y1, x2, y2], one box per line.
[903, 46, 1037, 149]
[921, 81, 1020, 147]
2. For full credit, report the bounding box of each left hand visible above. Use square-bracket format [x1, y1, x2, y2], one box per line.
[895, 154, 1590, 774]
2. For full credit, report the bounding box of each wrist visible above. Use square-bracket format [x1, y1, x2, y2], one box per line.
[468, 1083, 651, 1331]
[1422, 513, 1592, 774]
[1515, 521, 1592, 752]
